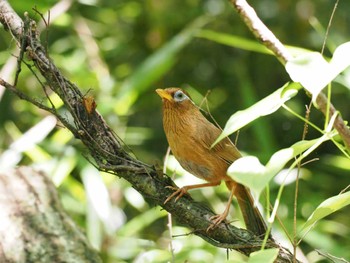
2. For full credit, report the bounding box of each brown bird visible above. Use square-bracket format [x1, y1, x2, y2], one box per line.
[156, 87, 267, 235]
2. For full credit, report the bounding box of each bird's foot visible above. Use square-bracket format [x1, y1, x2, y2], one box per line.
[207, 213, 228, 232]
[164, 186, 188, 204]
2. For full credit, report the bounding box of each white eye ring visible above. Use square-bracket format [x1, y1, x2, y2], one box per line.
[173, 90, 188, 102]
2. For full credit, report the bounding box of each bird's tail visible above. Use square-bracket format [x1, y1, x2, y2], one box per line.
[228, 182, 268, 237]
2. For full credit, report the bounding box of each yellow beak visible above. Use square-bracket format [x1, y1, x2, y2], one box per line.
[156, 89, 172, 101]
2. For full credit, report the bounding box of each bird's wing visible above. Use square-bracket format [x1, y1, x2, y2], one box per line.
[196, 119, 241, 164]
[212, 137, 241, 164]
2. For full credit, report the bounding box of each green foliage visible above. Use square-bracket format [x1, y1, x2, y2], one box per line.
[227, 134, 335, 201]
[302, 191, 350, 234]
[114, 16, 211, 115]
[1, 0, 350, 262]
[286, 42, 350, 102]
[213, 82, 300, 145]
[196, 29, 272, 55]
[248, 248, 279, 263]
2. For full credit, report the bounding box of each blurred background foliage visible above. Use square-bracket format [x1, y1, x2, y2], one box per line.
[0, 0, 349, 262]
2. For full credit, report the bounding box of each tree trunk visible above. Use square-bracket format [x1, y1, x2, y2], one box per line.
[0, 166, 102, 263]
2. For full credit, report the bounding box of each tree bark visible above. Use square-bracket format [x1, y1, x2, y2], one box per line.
[0, 166, 102, 263]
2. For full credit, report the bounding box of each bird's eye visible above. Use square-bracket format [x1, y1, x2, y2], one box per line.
[173, 90, 187, 102]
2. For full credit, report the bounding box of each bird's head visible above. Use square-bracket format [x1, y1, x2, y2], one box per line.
[156, 88, 195, 111]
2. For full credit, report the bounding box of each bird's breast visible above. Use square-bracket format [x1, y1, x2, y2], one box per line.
[162, 108, 231, 182]
[166, 130, 229, 182]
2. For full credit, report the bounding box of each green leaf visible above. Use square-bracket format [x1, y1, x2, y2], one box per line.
[117, 209, 167, 237]
[196, 30, 310, 57]
[213, 82, 299, 146]
[248, 248, 279, 263]
[227, 136, 333, 199]
[286, 41, 350, 102]
[114, 16, 211, 115]
[0, 116, 56, 170]
[302, 191, 350, 232]
[196, 29, 272, 54]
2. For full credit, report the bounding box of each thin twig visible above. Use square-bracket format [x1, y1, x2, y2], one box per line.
[300, 158, 319, 167]
[199, 90, 241, 147]
[321, 0, 339, 55]
[22, 59, 56, 109]
[315, 249, 349, 263]
[0, 78, 53, 113]
[161, 146, 175, 263]
[293, 101, 312, 262]
[32, 7, 50, 55]
[339, 184, 350, 195]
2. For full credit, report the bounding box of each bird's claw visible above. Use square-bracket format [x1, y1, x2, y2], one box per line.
[165, 185, 178, 191]
[206, 214, 228, 232]
[164, 186, 188, 204]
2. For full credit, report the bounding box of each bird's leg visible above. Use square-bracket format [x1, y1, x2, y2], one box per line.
[207, 183, 236, 231]
[163, 186, 188, 204]
[164, 181, 220, 204]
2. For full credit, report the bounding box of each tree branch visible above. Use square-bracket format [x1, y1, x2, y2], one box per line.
[229, 0, 350, 152]
[0, 0, 22, 39]
[0, 1, 297, 261]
